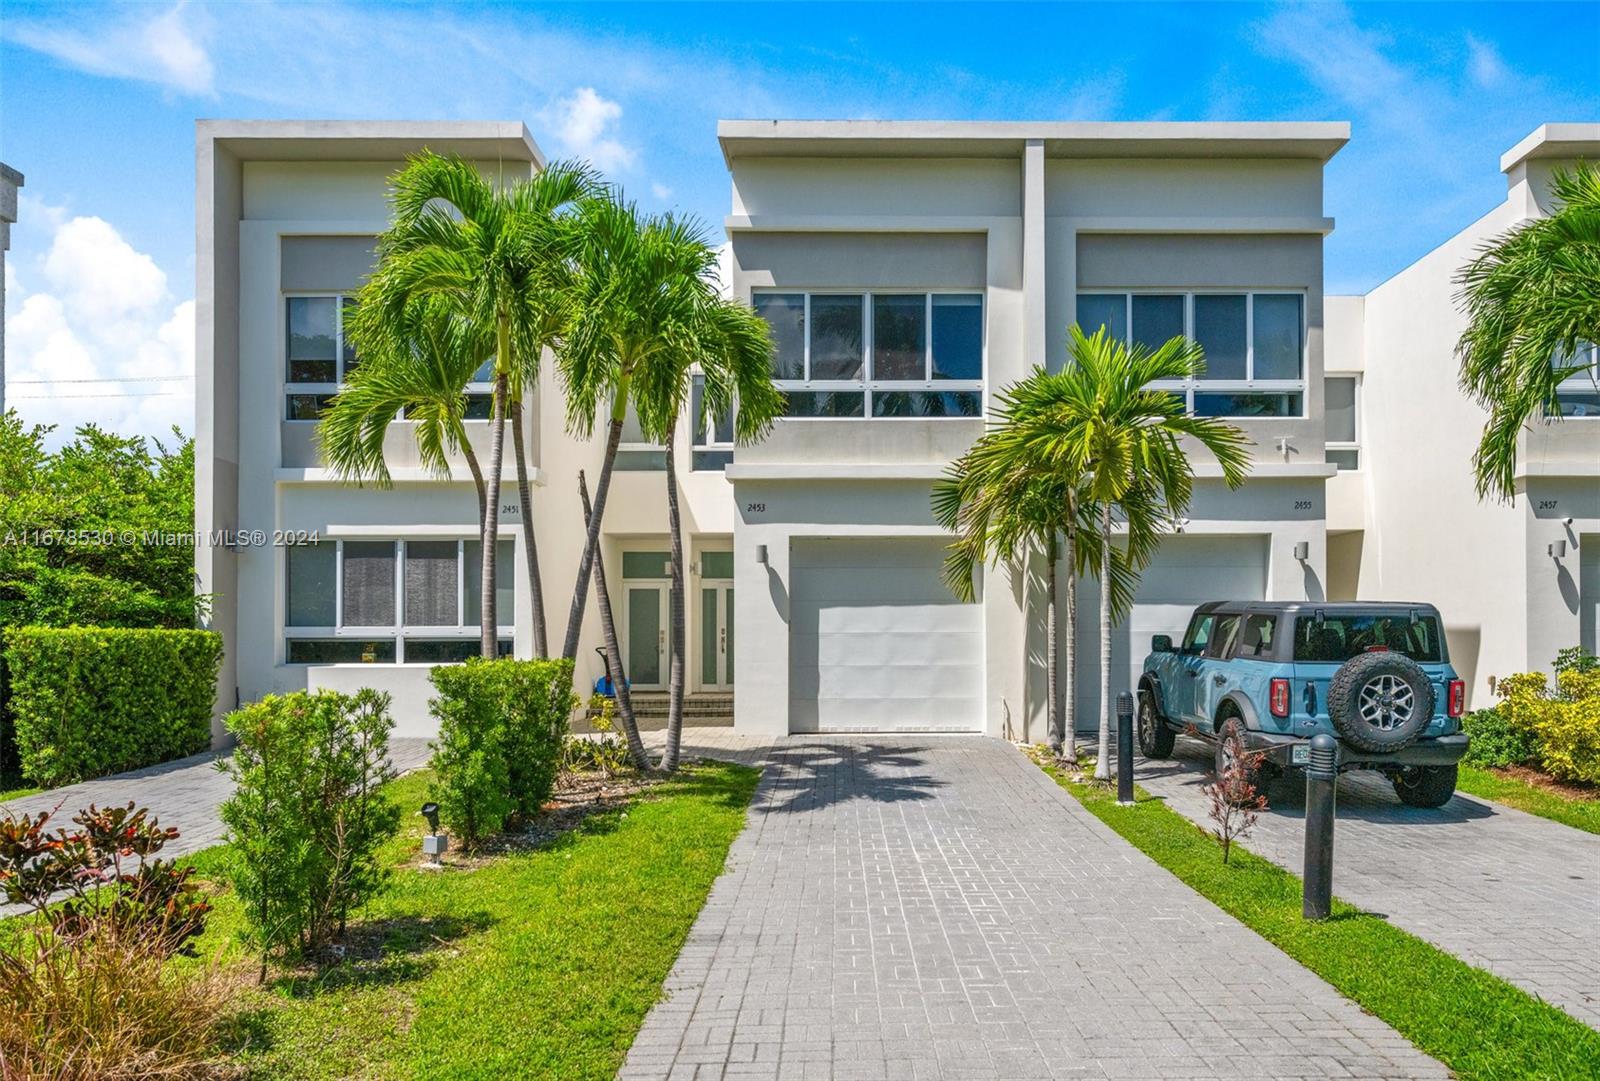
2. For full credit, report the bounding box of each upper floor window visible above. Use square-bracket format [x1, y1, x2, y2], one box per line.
[754, 291, 984, 419]
[285, 295, 358, 421]
[1551, 343, 1599, 418]
[692, 374, 735, 471]
[1325, 375, 1360, 470]
[1077, 291, 1305, 418]
[284, 537, 513, 663]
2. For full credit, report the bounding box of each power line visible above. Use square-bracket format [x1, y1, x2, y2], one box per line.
[8, 390, 189, 400]
[6, 375, 193, 385]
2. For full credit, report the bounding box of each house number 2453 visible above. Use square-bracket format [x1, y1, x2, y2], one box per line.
[745, 502, 767, 514]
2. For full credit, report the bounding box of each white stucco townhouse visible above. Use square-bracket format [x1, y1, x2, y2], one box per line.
[194, 118, 1596, 744]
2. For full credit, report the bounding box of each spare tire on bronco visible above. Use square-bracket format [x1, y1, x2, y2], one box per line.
[1326, 650, 1435, 753]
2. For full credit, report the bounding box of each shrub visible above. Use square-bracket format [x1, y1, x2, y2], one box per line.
[3, 627, 223, 788]
[0, 801, 229, 1080]
[218, 689, 401, 967]
[1462, 706, 1539, 769]
[428, 657, 575, 847]
[1497, 668, 1600, 785]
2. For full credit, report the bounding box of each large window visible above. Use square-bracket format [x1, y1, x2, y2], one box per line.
[1552, 343, 1600, 418]
[1325, 375, 1360, 470]
[1078, 291, 1306, 418]
[286, 297, 496, 422]
[754, 291, 984, 419]
[285, 538, 513, 663]
[285, 295, 358, 421]
[691, 374, 735, 471]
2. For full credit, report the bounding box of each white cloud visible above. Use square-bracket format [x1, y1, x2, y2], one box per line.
[5, 211, 193, 443]
[8, 2, 214, 97]
[544, 87, 637, 174]
[651, 182, 673, 201]
[1465, 34, 1509, 90]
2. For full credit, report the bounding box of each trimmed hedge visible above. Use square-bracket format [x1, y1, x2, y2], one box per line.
[429, 657, 575, 847]
[2, 627, 223, 787]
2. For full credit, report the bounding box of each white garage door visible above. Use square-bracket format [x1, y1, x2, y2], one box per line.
[1582, 536, 1599, 656]
[1071, 535, 1269, 725]
[789, 537, 984, 732]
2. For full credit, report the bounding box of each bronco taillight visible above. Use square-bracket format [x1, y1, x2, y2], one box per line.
[1448, 679, 1465, 718]
[1270, 678, 1291, 719]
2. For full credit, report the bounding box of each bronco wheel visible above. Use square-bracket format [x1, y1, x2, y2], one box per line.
[1394, 765, 1457, 808]
[1137, 689, 1175, 759]
[1326, 651, 1434, 753]
[1214, 718, 1264, 806]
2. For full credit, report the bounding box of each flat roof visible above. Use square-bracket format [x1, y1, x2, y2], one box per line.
[1500, 123, 1600, 174]
[718, 119, 1349, 166]
[197, 119, 544, 168]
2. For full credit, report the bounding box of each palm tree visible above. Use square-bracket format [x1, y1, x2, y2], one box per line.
[1456, 162, 1600, 501]
[934, 370, 1149, 758]
[359, 152, 600, 657]
[1034, 326, 1251, 779]
[558, 199, 782, 768]
[647, 297, 782, 772]
[322, 299, 492, 522]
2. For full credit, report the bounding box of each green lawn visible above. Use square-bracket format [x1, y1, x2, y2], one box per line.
[0, 783, 43, 802]
[1032, 753, 1600, 1081]
[1457, 764, 1600, 835]
[183, 763, 759, 1080]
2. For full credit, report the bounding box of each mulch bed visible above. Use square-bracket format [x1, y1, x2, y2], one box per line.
[1490, 764, 1600, 802]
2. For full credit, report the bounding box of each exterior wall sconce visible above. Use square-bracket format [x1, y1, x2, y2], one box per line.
[755, 544, 768, 566]
[1293, 541, 1310, 562]
[1549, 540, 1567, 559]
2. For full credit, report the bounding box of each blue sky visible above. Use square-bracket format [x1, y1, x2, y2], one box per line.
[2, 1, 1596, 440]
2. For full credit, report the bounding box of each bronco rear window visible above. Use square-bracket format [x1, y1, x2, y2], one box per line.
[1291, 612, 1444, 664]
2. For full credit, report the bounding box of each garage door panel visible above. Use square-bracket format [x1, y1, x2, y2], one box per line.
[797, 628, 981, 667]
[807, 603, 971, 635]
[789, 537, 983, 732]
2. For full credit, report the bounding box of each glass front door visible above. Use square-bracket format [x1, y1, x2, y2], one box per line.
[700, 583, 733, 689]
[625, 584, 669, 689]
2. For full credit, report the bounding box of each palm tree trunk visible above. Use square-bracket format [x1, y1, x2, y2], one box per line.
[1046, 536, 1061, 755]
[510, 397, 548, 657]
[562, 381, 629, 661]
[580, 470, 649, 771]
[1095, 502, 1113, 780]
[480, 368, 508, 659]
[1063, 532, 1078, 763]
[460, 439, 488, 534]
[661, 428, 687, 772]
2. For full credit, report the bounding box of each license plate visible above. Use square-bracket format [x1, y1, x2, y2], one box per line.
[1291, 744, 1311, 765]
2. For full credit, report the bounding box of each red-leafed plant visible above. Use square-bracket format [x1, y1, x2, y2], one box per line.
[1202, 753, 1268, 865]
[0, 803, 231, 1079]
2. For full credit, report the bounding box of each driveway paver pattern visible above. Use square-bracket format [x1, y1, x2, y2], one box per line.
[622, 735, 1446, 1080]
[1137, 737, 1600, 1032]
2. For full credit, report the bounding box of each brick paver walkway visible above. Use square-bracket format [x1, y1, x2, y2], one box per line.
[1137, 737, 1600, 1031]
[0, 738, 434, 861]
[622, 735, 1445, 1080]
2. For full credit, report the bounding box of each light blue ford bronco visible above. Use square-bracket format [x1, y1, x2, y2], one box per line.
[1137, 601, 1470, 808]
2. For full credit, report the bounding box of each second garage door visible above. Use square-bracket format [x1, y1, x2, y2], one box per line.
[1071, 535, 1270, 725]
[789, 536, 984, 733]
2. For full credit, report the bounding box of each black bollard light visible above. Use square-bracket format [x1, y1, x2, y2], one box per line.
[1116, 690, 1135, 806]
[1302, 733, 1338, 920]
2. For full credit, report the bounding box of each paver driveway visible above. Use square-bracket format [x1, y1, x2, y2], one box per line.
[1138, 737, 1600, 1031]
[0, 738, 433, 862]
[622, 736, 1444, 1080]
